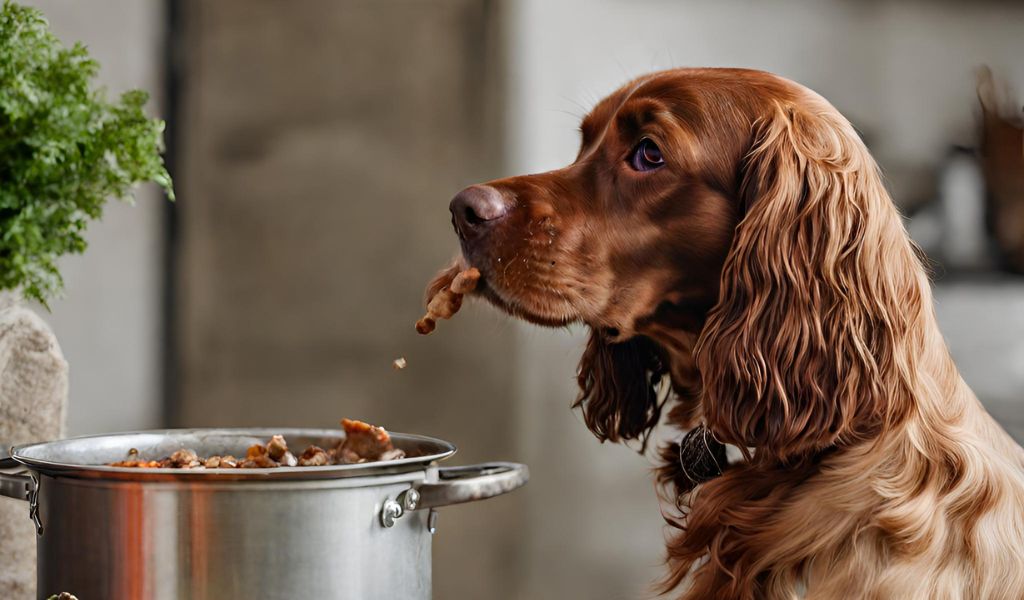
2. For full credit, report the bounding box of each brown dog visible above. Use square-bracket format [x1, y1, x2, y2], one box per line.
[421, 68, 1024, 599]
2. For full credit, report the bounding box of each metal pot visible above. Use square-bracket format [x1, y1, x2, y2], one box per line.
[0, 428, 528, 600]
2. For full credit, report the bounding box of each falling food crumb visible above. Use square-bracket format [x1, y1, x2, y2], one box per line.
[392, 357, 407, 370]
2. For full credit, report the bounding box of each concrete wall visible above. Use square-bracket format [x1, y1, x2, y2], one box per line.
[171, 2, 523, 598]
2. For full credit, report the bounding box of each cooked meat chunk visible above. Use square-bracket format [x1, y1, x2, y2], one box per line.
[298, 445, 330, 466]
[338, 418, 405, 463]
[240, 453, 279, 469]
[266, 435, 289, 460]
[415, 266, 480, 334]
[108, 459, 162, 468]
[203, 455, 239, 469]
[450, 268, 480, 294]
[279, 451, 298, 467]
[379, 448, 406, 461]
[246, 444, 268, 458]
[163, 449, 201, 469]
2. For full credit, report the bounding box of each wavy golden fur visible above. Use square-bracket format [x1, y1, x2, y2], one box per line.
[425, 68, 1024, 599]
[669, 81, 1024, 600]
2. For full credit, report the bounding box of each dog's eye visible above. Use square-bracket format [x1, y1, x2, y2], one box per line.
[629, 138, 665, 172]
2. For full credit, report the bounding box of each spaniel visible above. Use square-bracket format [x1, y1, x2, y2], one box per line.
[420, 68, 1024, 599]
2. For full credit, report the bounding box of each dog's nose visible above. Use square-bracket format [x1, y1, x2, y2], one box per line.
[450, 185, 510, 240]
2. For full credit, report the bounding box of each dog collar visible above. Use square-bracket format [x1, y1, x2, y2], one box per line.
[678, 424, 727, 490]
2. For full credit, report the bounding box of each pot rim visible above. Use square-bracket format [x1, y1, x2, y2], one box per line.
[9, 427, 457, 482]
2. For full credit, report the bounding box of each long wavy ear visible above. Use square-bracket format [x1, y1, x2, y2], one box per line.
[695, 98, 927, 463]
[575, 332, 668, 448]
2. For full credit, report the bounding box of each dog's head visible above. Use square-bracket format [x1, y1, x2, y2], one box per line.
[437, 68, 920, 461]
[452, 70, 760, 339]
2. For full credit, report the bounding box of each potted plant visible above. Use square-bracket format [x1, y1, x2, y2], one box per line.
[0, 2, 173, 597]
[0, 0, 174, 304]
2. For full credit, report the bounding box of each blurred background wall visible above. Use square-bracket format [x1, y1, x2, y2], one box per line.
[27, 0, 167, 436]
[17, 1, 1024, 599]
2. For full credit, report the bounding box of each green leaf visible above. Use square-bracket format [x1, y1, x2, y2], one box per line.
[0, 0, 174, 304]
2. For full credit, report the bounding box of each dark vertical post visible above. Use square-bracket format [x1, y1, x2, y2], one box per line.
[159, 0, 183, 427]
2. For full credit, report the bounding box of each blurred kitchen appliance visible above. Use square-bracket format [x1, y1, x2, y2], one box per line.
[939, 147, 992, 271]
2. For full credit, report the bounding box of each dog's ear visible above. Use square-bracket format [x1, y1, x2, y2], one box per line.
[696, 100, 923, 462]
[574, 332, 667, 447]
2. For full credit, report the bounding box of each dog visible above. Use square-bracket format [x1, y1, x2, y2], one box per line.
[421, 68, 1024, 599]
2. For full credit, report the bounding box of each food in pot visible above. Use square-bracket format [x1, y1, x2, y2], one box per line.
[415, 266, 479, 334]
[392, 357, 407, 370]
[203, 455, 238, 468]
[264, 434, 298, 466]
[298, 445, 330, 466]
[336, 418, 406, 463]
[108, 459, 163, 468]
[107, 419, 405, 469]
[240, 444, 279, 468]
[167, 449, 201, 468]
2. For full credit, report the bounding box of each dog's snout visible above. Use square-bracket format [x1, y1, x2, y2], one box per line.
[450, 185, 510, 240]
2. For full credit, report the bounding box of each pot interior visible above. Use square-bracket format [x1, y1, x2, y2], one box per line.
[12, 428, 456, 481]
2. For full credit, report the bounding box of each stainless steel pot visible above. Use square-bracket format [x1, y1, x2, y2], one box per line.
[0, 428, 528, 600]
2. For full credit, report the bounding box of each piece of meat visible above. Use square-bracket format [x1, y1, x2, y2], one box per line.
[203, 455, 240, 468]
[379, 448, 406, 462]
[415, 265, 480, 334]
[298, 445, 331, 466]
[279, 451, 298, 467]
[266, 435, 289, 461]
[237, 443, 277, 468]
[337, 418, 405, 463]
[108, 459, 162, 468]
[162, 449, 201, 469]
[240, 454, 279, 468]
[450, 268, 480, 294]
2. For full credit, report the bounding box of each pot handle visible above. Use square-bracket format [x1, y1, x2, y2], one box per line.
[0, 471, 32, 502]
[0, 445, 32, 502]
[0, 445, 16, 470]
[415, 462, 528, 510]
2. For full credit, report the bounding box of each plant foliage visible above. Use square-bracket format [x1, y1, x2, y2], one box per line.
[0, 0, 173, 304]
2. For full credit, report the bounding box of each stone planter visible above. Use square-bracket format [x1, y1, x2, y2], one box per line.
[0, 291, 68, 599]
